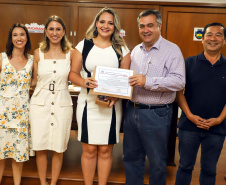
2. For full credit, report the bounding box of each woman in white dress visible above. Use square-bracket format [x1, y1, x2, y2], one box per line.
[69, 7, 131, 185]
[0, 23, 33, 185]
[30, 15, 73, 185]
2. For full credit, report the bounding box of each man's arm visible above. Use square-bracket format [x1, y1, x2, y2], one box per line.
[129, 49, 185, 92]
[204, 105, 226, 128]
[145, 54, 185, 92]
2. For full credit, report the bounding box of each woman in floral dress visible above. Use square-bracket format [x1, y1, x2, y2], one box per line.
[0, 23, 34, 185]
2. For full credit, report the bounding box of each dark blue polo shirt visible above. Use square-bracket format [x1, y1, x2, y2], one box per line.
[178, 51, 226, 135]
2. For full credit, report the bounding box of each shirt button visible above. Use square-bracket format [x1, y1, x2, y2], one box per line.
[53, 81, 56, 83]
[52, 92, 55, 94]
[53, 61, 56, 64]
[51, 102, 54, 105]
[51, 123, 54, 126]
[53, 70, 56, 73]
[51, 113, 54, 115]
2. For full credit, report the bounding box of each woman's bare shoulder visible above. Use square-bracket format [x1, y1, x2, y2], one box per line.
[34, 48, 40, 55]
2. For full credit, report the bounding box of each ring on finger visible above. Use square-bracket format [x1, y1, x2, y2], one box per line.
[86, 82, 89, 86]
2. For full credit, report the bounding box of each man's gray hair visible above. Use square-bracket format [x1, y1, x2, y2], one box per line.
[137, 9, 162, 25]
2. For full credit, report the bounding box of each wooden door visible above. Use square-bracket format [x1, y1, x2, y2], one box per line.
[0, 1, 74, 53]
[162, 6, 226, 59]
[75, 3, 159, 51]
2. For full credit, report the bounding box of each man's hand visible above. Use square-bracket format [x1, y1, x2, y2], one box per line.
[188, 114, 210, 130]
[129, 74, 146, 87]
[204, 118, 221, 128]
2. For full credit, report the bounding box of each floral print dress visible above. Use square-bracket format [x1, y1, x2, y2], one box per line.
[0, 52, 34, 162]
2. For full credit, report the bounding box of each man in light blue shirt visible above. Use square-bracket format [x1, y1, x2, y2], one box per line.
[123, 9, 185, 185]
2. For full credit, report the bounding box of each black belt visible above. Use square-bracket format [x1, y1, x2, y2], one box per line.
[129, 101, 170, 109]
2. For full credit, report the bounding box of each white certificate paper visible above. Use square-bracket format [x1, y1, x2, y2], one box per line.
[90, 66, 134, 99]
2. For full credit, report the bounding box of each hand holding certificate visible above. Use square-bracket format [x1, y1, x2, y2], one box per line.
[90, 66, 134, 100]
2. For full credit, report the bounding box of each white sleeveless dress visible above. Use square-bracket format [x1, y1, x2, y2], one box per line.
[30, 49, 73, 153]
[75, 39, 130, 145]
[0, 52, 34, 162]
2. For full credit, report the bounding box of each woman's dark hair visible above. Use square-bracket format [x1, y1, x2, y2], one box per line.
[6, 23, 31, 59]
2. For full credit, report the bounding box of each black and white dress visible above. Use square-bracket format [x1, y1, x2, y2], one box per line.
[76, 39, 129, 145]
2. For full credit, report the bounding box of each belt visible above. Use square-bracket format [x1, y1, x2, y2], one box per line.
[129, 101, 170, 109]
[36, 82, 68, 91]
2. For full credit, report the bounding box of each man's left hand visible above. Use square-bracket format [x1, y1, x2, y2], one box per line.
[129, 74, 146, 87]
[204, 118, 221, 128]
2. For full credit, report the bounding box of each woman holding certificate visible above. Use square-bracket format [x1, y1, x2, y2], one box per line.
[69, 7, 130, 185]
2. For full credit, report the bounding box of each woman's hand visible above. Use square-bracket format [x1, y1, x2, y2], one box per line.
[84, 78, 97, 88]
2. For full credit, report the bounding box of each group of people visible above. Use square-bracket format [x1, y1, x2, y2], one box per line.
[0, 15, 73, 185]
[0, 6, 225, 185]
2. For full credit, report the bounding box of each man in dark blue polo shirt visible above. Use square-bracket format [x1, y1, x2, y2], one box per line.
[175, 22, 226, 185]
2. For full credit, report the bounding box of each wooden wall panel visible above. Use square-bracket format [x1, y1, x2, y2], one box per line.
[75, 4, 159, 50]
[162, 7, 226, 59]
[0, 2, 74, 53]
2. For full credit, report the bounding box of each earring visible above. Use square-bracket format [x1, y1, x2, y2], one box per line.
[94, 27, 98, 36]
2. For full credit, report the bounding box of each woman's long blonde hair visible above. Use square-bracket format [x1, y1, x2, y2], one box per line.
[39, 15, 72, 53]
[86, 7, 126, 60]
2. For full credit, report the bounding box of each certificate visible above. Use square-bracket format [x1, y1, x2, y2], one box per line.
[90, 66, 134, 99]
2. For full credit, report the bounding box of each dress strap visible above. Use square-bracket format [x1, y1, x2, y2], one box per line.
[1, 52, 9, 66]
[39, 48, 45, 60]
[27, 54, 33, 66]
[66, 50, 71, 61]
[1, 52, 6, 58]
[0, 53, 5, 83]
